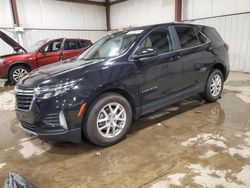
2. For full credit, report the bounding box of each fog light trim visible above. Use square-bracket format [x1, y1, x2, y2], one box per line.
[59, 111, 68, 129]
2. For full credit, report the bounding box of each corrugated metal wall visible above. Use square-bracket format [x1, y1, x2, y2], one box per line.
[183, 0, 250, 72]
[183, 0, 250, 19]
[16, 0, 106, 30]
[110, 0, 250, 72]
[1, 0, 250, 72]
[110, 0, 175, 29]
[0, 0, 107, 56]
[0, 0, 16, 56]
[190, 14, 250, 72]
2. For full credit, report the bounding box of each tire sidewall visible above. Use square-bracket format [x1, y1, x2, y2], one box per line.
[84, 93, 132, 146]
[205, 69, 224, 101]
[9, 66, 29, 84]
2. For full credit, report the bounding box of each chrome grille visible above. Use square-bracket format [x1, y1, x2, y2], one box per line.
[16, 88, 34, 111]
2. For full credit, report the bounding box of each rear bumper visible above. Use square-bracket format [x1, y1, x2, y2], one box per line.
[20, 121, 82, 143]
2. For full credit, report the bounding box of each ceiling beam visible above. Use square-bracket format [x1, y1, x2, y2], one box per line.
[60, 0, 128, 6]
[109, 0, 127, 5]
[175, 0, 182, 22]
[10, 0, 20, 26]
[58, 0, 106, 6]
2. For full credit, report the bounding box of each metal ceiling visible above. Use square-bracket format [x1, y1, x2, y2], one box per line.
[57, 0, 128, 6]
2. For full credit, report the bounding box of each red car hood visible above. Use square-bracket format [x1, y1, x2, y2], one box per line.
[0, 30, 27, 53]
[0, 53, 26, 59]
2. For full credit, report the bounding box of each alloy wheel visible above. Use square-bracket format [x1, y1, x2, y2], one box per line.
[13, 68, 28, 82]
[97, 102, 127, 139]
[210, 74, 222, 97]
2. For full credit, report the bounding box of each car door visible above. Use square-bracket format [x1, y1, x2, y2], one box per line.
[133, 27, 182, 112]
[174, 26, 213, 91]
[36, 39, 63, 67]
[62, 39, 83, 60]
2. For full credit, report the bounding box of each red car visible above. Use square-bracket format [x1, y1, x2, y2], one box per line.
[0, 31, 92, 83]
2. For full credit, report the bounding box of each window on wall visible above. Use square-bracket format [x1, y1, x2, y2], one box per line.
[138, 28, 173, 54]
[175, 26, 200, 49]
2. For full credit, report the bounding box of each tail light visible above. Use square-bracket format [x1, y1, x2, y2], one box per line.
[224, 42, 229, 50]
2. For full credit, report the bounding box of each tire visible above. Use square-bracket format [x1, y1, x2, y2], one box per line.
[201, 69, 224, 102]
[83, 92, 132, 147]
[9, 65, 29, 84]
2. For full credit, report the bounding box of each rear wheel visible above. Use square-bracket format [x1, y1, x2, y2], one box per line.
[9, 65, 29, 84]
[201, 69, 224, 102]
[83, 92, 132, 147]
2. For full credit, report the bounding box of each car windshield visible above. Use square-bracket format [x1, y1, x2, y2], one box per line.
[77, 30, 142, 60]
[26, 40, 45, 52]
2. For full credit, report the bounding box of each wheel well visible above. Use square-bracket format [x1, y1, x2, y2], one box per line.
[90, 88, 137, 121]
[8, 63, 32, 77]
[212, 63, 226, 79]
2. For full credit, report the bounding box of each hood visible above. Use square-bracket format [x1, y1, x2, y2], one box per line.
[0, 31, 27, 53]
[18, 58, 106, 87]
[0, 52, 27, 59]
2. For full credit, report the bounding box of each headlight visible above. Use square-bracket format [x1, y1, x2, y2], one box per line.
[34, 80, 79, 99]
[0, 58, 5, 64]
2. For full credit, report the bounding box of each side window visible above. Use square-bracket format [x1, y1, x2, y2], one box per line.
[196, 29, 209, 44]
[201, 27, 224, 47]
[80, 40, 90, 48]
[175, 26, 200, 49]
[64, 40, 81, 50]
[43, 39, 62, 52]
[137, 28, 173, 54]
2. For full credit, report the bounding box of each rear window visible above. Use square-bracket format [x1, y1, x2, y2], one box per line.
[175, 26, 200, 49]
[196, 30, 209, 44]
[80, 40, 90, 48]
[64, 40, 81, 50]
[199, 27, 224, 47]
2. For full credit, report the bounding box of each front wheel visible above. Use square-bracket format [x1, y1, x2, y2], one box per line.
[201, 69, 224, 102]
[9, 65, 29, 84]
[83, 92, 132, 147]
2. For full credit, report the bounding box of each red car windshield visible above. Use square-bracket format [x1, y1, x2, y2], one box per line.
[26, 40, 45, 52]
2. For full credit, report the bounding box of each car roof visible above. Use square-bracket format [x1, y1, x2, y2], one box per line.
[64, 38, 90, 40]
[45, 38, 90, 42]
[117, 22, 211, 33]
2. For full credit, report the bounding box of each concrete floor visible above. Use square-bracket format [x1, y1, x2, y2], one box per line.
[0, 72, 250, 188]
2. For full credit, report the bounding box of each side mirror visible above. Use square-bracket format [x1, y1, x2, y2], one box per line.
[133, 47, 158, 60]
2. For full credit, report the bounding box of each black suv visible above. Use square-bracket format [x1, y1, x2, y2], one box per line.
[15, 23, 229, 146]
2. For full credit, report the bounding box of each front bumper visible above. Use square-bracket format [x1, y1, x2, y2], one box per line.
[15, 86, 86, 143]
[19, 121, 81, 143]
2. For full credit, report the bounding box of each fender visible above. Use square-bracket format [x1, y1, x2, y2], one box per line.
[7, 61, 32, 75]
[93, 86, 139, 118]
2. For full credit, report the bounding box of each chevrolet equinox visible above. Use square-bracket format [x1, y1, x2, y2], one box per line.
[15, 23, 229, 146]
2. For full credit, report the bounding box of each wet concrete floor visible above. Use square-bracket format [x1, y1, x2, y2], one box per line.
[0, 72, 250, 188]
